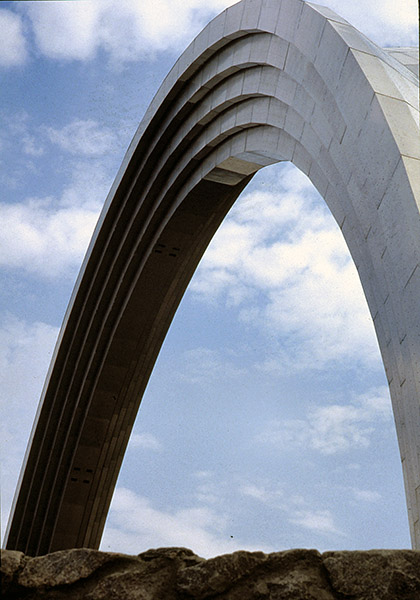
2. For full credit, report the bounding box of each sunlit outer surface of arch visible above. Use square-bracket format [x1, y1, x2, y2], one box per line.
[5, 0, 420, 554]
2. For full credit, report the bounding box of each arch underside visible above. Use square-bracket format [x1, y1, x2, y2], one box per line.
[6, 0, 420, 554]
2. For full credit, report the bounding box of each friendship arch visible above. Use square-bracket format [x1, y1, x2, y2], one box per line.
[6, 0, 420, 554]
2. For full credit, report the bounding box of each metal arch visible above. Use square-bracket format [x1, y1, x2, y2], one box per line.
[6, 0, 420, 554]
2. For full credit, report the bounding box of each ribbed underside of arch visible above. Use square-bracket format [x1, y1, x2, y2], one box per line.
[6, 0, 420, 554]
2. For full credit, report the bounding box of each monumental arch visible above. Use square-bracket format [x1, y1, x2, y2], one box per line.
[5, 0, 420, 555]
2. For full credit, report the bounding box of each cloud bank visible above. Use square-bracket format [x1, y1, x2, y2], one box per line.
[0, 0, 416, 69]
[191, 164, 382, 371]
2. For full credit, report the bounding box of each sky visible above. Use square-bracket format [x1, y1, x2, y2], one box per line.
[0, 0, 418, 557]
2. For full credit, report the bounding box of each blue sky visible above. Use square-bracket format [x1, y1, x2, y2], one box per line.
[0, 0, 418, 556]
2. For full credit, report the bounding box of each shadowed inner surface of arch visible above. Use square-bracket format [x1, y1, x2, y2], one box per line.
[7, 174, 257, 554]
[5, 0, 419, 556]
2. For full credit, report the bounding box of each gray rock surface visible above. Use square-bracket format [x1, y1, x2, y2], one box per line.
[1, 547, 420, 599]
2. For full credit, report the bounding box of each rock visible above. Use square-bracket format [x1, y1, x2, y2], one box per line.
[177, 550, 266, 598]
[176, 549, 335, 599]
[1, 550, 26, 595]
[86, 547, 203, 600]
[1, 547, 419, 599]
[18, 548, 138, 588]
[323, 550, 420, 600]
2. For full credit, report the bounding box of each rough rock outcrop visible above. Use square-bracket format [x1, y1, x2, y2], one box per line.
[2, 547, 420, 599]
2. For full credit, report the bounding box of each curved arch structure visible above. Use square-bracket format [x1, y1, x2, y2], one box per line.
[6, 0, 420, 554]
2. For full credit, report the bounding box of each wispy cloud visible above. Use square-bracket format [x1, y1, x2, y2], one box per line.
[175, 347, 246, 385]
[0, 315, 59, 540]
[351, 488, 382, 503]
[103, 475, 343, 557]
[22, 134, 44, 157]
[240, 483, 284, 505]
[0, 9, 28, 67]
[129, 432, 163, 451]
[102, 487, 271, 558]
[289, 509, 343, 536]
[239, 481, 343, 537]
[46, 119, 117, 156]
[192, 471, 233, 505]
[256, 386, 393, 455]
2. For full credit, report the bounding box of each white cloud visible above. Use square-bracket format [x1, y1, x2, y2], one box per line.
[192, 473, 225, 505]
[16, 0, 418, 67]
[240, 483, 284, 504]
[129, 432, 163, 451]
[102, 487, 270, 557]
[46, 119, 117, 156]
[191, 164, 381, 371]
[194, 482, 224, 505]
[289, 509, 343, 536]
[0, 161, 109, 277]
[0, 316, 59, 416]
[22, 1, 100, 61]
[0, 197, 100, 278]
[0, 316, 59, 541]
[326, 0, 418, 46]
[194, 470, 214, 479]
[19, 0, 237, 65]
[22, 134, 44, 157]
[175, 347, 246, 385]
[351, 488, 382, 503]
[0, 112, 44, 169]
[2, 113, 120, 165]
[375, 0, 418, 29]
[0, 10, 28, 67]
[257, 386, 393, 455]
[239, 481, 343, 538]
[193, 474, 287, 514]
